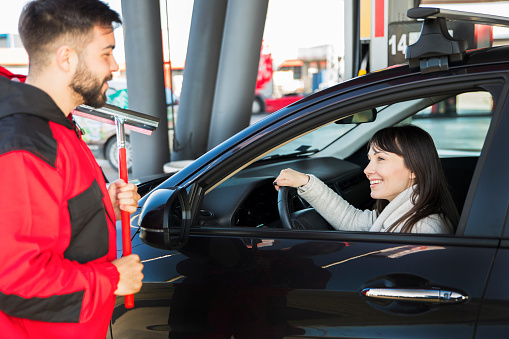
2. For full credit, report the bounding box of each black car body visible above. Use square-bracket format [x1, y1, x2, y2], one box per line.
[109, 9, 509, 339]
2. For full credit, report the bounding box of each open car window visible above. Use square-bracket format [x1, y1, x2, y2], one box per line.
[198, 90, 494, 231]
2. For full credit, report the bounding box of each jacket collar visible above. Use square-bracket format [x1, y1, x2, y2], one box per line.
[0, 76, 73, 130]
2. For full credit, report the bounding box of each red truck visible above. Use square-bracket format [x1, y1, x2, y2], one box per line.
[253, 47, 306, 113]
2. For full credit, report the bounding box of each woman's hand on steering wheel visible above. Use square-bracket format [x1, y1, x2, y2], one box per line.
[273, 168, 309, 191]
[274, 168, 309, 229]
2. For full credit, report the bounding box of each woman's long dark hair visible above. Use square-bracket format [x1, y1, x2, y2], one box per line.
[368, 125, 459, 233]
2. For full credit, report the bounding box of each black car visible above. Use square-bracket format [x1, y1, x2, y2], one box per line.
[109, 8, 509, 338]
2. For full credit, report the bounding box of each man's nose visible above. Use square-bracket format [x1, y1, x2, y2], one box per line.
[110, 56, 119, 73]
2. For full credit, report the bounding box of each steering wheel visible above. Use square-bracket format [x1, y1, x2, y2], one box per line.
[277, 186, 294, 229]
[277, 186, 334, 230]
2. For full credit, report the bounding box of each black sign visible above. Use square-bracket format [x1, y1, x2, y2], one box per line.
[388, 21, 477, 66]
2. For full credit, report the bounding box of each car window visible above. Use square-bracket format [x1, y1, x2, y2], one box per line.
[261, 123, 357, 159]
[408, 92, 493, 157]
[198, 90, 494, 231]
[261, 105, 390, 160]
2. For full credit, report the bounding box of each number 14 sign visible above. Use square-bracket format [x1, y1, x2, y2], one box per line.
[388, 21, 477, 66]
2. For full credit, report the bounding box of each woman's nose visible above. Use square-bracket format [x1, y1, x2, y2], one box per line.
[364, 161, 375, 176]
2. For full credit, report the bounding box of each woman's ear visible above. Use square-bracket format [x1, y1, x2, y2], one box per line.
[410, 172, 416, 180]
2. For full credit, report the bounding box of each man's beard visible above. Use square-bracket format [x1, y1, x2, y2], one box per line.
[71, 62, 112, 108]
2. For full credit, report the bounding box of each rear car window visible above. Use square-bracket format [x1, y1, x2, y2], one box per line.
[410, 91, 493, 157]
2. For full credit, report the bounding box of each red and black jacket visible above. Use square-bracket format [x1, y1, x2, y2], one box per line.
[0, 75, 119, 338]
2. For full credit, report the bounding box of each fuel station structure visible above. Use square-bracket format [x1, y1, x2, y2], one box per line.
[3, 0, 493, 178]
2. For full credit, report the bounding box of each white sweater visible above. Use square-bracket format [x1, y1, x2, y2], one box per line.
[297, 175, 454, 234]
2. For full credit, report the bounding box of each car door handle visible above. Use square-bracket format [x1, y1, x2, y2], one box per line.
[361, 288, 468, 303]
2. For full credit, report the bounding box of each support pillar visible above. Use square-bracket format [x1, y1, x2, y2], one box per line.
[207, 0, 269, 150]
[122, 0, 169, 177]
[172, 0, 229, 160]
[344, 0, 361, 80]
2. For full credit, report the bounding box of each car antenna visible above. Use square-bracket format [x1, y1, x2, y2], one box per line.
[405, 7, 509, 74]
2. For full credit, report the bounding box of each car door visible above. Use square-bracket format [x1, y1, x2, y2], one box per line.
[110, 67, 509, 339]
[462, 83, 509, 338]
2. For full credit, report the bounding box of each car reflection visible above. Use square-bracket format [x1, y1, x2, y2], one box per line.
[167, 238, 344, 338]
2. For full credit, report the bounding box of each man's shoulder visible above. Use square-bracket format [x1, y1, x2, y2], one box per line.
[0, 114, 58, 167]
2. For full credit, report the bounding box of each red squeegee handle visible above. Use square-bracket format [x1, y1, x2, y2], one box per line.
[119, 145, 134, 309]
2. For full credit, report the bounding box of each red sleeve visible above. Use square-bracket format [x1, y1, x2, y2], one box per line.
[0, 151, 119, 323]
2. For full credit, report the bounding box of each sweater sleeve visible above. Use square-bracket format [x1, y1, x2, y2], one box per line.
[297, 175, 375, 231]
[0, 151, 119, 323]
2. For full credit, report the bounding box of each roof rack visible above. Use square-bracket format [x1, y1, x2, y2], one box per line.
[405, 7, 509, 74]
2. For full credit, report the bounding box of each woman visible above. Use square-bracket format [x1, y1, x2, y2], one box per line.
[273, 125, 459, 234]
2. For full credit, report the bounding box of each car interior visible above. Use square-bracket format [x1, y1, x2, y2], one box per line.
[197, 90, 493, 233]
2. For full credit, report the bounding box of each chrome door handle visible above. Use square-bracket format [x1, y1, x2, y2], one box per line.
[361, 288, 468, 303]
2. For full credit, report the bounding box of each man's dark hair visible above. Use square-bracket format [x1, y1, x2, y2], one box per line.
[18, 0, 121, 70]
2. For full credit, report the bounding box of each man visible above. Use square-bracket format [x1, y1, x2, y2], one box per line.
[0, 0, 144, 338]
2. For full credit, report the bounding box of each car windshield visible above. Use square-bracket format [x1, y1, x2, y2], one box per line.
[260, 105, 389, 160]
[259, 91, 493, 162]
[260, 123, 357, 160]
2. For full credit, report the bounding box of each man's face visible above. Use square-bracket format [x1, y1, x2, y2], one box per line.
[71, 26, 118, 108]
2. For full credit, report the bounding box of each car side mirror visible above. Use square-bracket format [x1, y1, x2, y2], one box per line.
[336, 108, 377, 124]
[139, 187, 190, 250]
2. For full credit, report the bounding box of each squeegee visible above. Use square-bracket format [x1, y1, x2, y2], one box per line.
[73, 104, 160, 309]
